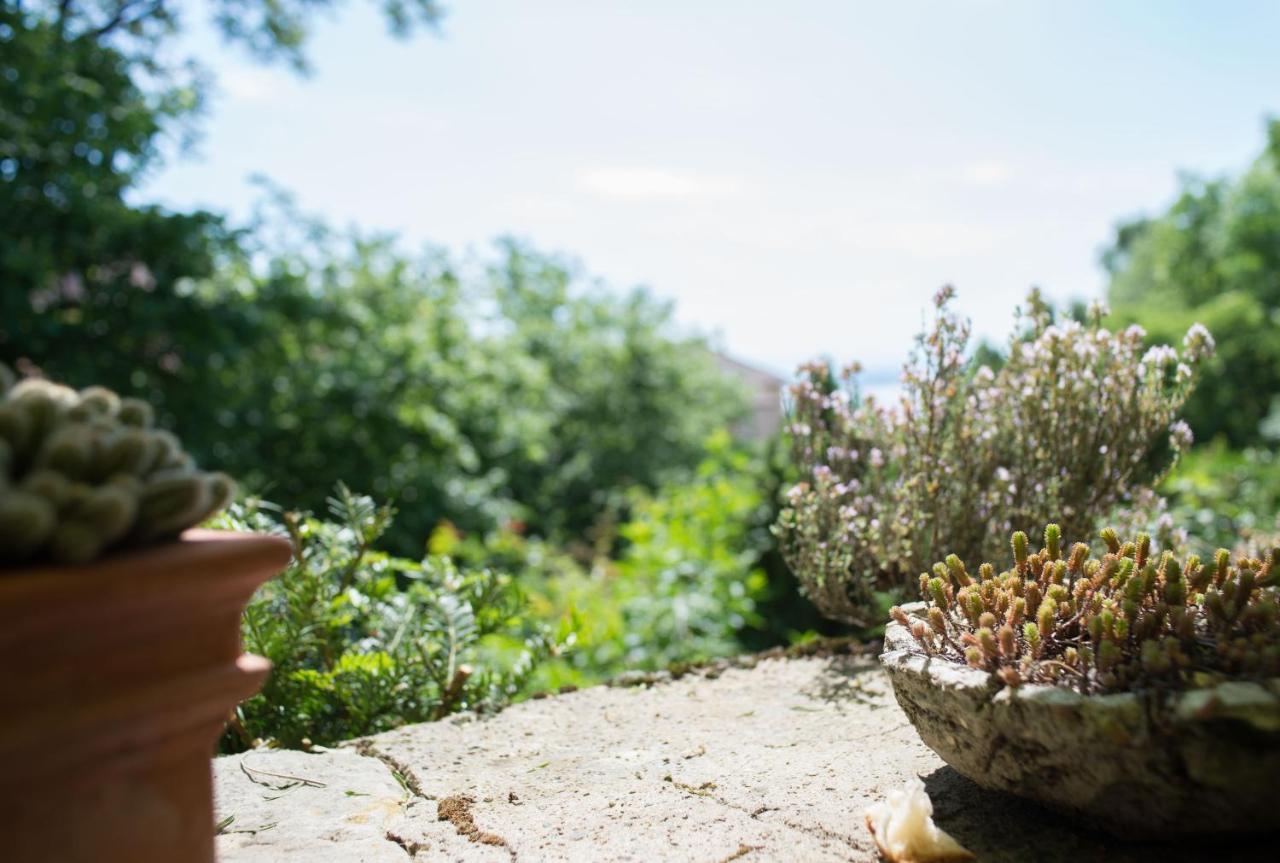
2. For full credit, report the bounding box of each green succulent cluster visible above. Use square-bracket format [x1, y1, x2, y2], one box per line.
[0, 365, 234, 565]
[893, 524, 1280, 693]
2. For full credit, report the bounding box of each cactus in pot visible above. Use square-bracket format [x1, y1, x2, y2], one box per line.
[0, 363, 233, 565]
[0, 364, 288, 863]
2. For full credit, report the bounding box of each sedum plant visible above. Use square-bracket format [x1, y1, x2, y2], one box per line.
[0, 364, 233, 564]
[775, 288, 1214, 624]
[893, 524, 1280, 694]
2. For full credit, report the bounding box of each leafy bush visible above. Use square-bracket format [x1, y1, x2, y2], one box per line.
[1104, 119, 1280, 447]
[218, 485, 565, 752]
[435, 435, 775, 686]
[1163, 442, 1280, 555]
[776, 288, 1211, 625]
[427, 524, 618, 689]
[894, 524, 1280, 694]
[612, 432, 770, 668]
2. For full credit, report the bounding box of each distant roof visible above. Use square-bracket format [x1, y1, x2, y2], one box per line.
[713, 352, 787, 388]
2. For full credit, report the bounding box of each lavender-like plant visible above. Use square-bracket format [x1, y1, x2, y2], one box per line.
[775, 288, 1214, 624]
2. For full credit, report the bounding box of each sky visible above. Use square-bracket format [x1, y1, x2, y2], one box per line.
[139, 0, 1280, 381]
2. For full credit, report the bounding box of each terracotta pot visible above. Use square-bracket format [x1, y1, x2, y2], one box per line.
[881, 602, 1280, 838]
[0, 529, 292, 863]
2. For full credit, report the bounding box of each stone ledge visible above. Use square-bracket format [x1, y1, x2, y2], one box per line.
[215, 655, 1275, 862]
[215, 748, 415, 861]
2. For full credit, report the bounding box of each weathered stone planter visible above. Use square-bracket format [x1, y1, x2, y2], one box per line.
[881, 602, 1280, 838]
[0, 530, 291, 863]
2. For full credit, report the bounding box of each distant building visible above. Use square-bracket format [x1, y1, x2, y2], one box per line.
[714, 353, 785, 442]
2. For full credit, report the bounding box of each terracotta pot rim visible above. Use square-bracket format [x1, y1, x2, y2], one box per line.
[1, 528, 292, 581]
[0, 530, 291, 783]
[0, 655, 271, 785]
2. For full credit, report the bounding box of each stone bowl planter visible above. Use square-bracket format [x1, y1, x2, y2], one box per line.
[0, 529, 292, 863]
[881, 602, 1280, 838]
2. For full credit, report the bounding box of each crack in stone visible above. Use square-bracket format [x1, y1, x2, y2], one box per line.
[775, 814, 867, 859]
[384, 828, 427, 858]
[656, 773, 864, 861]
[350, 741, 521, 861]
[352, 739, 430, 801]
[437, 795, 518, 861]
[871, 722, 913, 738]
[717, 842, 762, 862]
[351, 741, 517, 861]
[350, 741, 447, 860]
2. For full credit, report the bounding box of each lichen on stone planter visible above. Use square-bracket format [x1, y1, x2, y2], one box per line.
[880, 521, 1280, 839]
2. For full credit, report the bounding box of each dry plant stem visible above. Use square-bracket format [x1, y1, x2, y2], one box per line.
[239, 756, 327, 789]
[434, 664, 473, 720]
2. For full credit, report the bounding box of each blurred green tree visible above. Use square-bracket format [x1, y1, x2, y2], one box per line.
[482, 241, 748, 539]
[1, 0, 444, 443]
[2, 2, 748, 554]
[197, 203, 747, 553]
[1, 0, 443, 307]
[1102, 119, 1280, 447]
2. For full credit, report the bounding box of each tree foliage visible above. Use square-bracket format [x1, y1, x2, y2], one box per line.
[1103, 119, 1280, 447]
[1, 0, 441, 324]
[2, 2, 748, 554]
[8, 187, 747, 553]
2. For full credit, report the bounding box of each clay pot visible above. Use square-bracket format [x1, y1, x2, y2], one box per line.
[0, 529, 292, 863]
[881, 602, 1280, 838]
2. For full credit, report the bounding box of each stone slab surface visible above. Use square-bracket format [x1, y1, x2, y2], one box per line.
[215, 655, 1275, 862]
[215, 748, 415, 862]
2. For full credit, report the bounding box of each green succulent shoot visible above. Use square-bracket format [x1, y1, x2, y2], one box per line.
[892, 524, 1280, 694]
[0, 365, 234, 565]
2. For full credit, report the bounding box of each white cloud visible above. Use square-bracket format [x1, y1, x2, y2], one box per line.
[959, 160, 1014, 186]
[218, 67, 296, 103]
[577, 167, 745, 201]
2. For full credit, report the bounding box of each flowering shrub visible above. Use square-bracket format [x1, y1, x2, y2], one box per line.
[775, 288, 1214, 623]
[893, 524, 1280, 694]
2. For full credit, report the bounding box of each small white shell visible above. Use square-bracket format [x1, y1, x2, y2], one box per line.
[864, 778, 974, 863]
